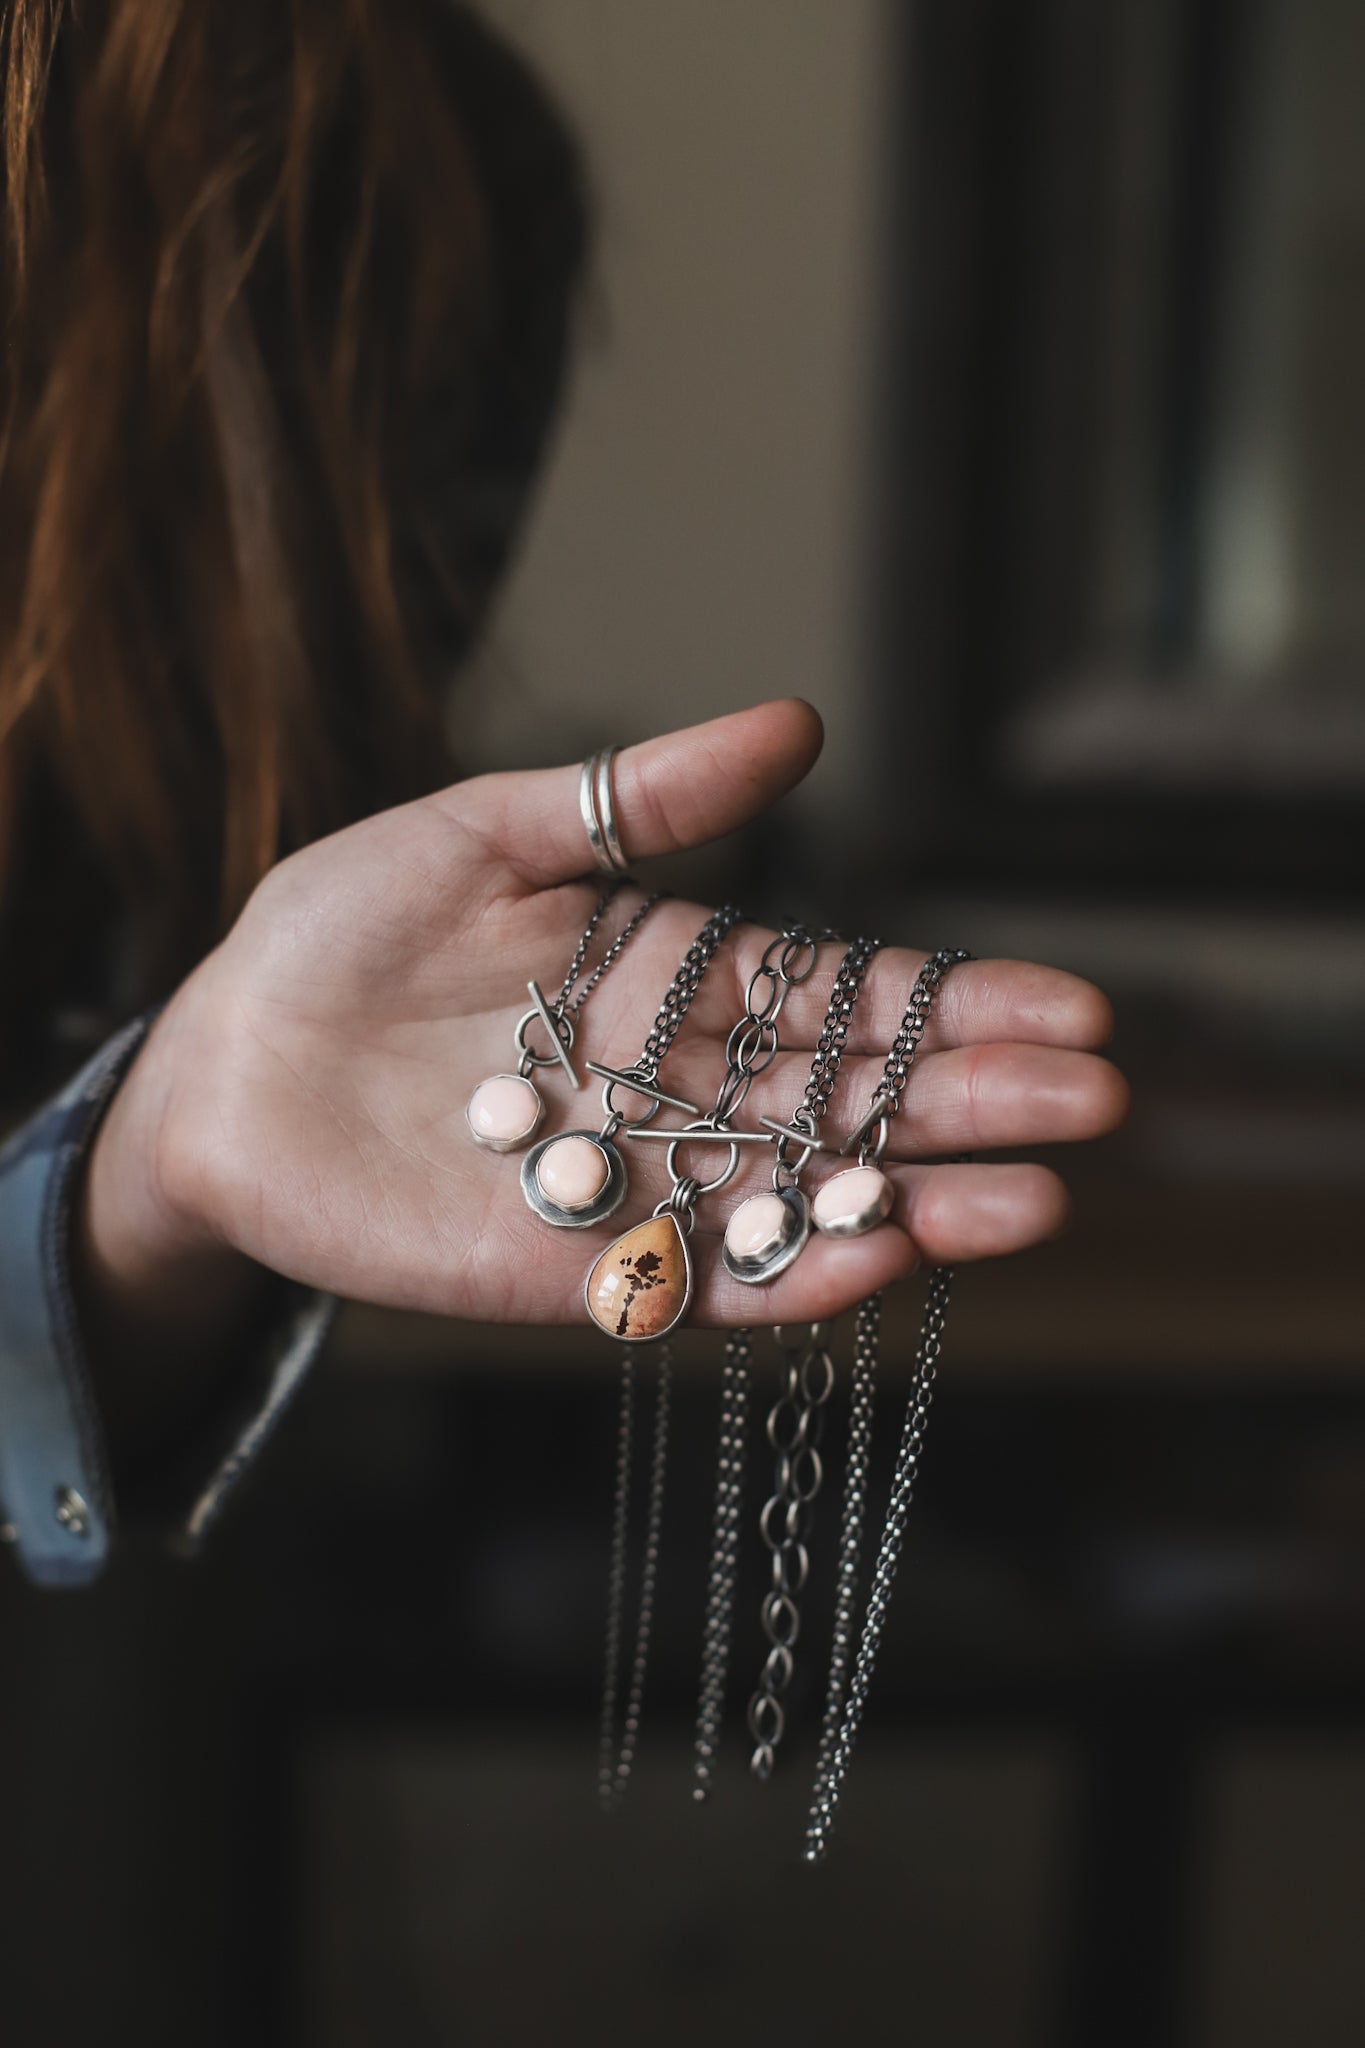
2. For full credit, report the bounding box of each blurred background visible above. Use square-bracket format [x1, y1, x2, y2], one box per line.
[4, 1, 1365, 2043]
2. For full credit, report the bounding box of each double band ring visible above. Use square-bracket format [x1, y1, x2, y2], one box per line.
[579, 746, 630, 875]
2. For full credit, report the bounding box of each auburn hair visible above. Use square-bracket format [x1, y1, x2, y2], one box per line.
[0, 0, 585, 1082]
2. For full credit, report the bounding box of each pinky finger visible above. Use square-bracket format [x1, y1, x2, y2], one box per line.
[888, 1161, 1071, 1263]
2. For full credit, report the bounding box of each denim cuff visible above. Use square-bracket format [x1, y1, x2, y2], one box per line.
[0, 1013, 337, 1587]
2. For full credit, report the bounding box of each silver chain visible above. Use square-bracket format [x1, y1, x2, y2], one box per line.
[597, 907, 745, 1813]
[650, 925, 821, 1223]
[598, 1342, 673, 1813]
[808, 1290, 882, 1794]
[741, 937, 881, 1777]
[803, 1269, 952, 1862]
[770, 935, 882, 1182]
[803, 948, 971, 1862]
[853, 947, 972, 1165]
[689, 935, 874, 1788]
[564, 888, 669, 1016]
[746, 1320, 837, 1777]
[690, 1328, 754, 1801]
[553, 881, 626, 1012]
[637, 903, 745, 1080]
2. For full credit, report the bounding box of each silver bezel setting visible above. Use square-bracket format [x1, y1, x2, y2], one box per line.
[721, 1185, 812, 1286]
[584, 1210, 693, 1343]
[521, 1131, 627, 1229]
[465, 1073, 544, 1153]
[811, 1165, 895, 1239]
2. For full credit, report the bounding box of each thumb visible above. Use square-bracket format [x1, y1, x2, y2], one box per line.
[456, 699, 824, 888]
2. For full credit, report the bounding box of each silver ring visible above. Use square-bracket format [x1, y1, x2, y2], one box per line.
[578, 746, 630, 875]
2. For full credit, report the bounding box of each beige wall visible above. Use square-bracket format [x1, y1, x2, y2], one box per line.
[461, 0, 894, 823]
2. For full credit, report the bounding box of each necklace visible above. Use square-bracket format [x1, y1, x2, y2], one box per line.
[721, 935, 883, 1284]
[803, 947, 971, 1859]
[590, 927, 821, 1341]
[465, 884, 663, 1154]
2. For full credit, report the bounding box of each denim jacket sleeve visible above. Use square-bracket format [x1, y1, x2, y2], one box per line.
[0, 1013, 338, 1588]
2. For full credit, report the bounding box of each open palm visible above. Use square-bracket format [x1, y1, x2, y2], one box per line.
[146, 700, 1127, 1330]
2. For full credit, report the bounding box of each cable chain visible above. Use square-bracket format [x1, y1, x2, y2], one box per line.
[803, 1268, 951, 1861]
[598, 1341, 673, 1814]
[808, 1291, 882, 1794]
[771, 935, 882, 1181]
[856, 947, 973, 1164]
[554, 879, 626, 1013]
[639, 904, 745, 1079]
[651, 924, 822, 1223]
[803, 947, 971, 1861]
[744, 1322, 835, 1777]
[690, 1327, 755, 1801]
[564, 888, 669, 1016]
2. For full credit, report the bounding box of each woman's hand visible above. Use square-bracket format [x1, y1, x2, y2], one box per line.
[80, 699, 1127, 1371]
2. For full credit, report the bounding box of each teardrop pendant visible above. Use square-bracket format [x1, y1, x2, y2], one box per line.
[585, 1212, 692, 1343]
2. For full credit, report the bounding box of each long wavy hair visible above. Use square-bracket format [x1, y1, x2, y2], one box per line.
[0, 0, 585, 1077]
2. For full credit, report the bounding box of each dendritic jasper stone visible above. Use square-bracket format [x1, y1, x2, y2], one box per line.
[811, 1165, 894, 1238]
[466, 1073, 542, 1151]
[586, 1214, 691, 1342]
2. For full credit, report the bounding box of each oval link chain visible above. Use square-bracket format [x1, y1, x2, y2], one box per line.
[746, 1321, 837, 1776]
[654, 924, 821, 1221]
[689, 935, 878, 1787]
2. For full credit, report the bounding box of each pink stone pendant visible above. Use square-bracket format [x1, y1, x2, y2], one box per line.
[721, 1186, 811, 1285]
[521, 1129, 627, 1230]
[811, 1164, 895, 1238]
[466, 1072, 544, 1152]
[585, 1212, 693, 1343]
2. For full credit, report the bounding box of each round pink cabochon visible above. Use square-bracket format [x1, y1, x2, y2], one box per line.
[724, 1191, 792, 1260]
[812, 1166, 892, 1232]
[536, 1134, 610, 1208]
[467, 1074, 541, 1144]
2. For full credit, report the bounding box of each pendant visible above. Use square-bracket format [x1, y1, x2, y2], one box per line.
[721, 1187, 811, 1285]
[521, 1130, 628, 1229]
[811, 1165, 894, 1238]
[586, 1212, 693, 1343]
[466, 1072, 545, 1152]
